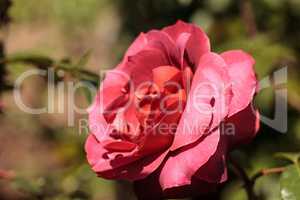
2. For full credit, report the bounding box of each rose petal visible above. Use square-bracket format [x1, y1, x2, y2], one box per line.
[194, 134, 228, 183]
[146, 30, 179, 65]
[163, 20, 210, 69]
[85, 134, 168, 180]
[134, 171, 217, 200]
[152, 65, 181, 90]
[159, 128, 220, 190]
[171, 52, 231, 150]
[221, 50, 257, 117]
[225, 103, 260, 149]
[109, 150, 168, 181]
[124, 32, 148, 58]
[176, 32, 191, 68]
[120, 49, 170, 86]
[102, 140, 137, 152]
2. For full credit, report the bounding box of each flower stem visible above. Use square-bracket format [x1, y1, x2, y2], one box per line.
[229, 156, 257, 200]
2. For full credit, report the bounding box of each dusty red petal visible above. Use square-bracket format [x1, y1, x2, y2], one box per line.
[176, 32, 191, 68]
[171, 52, 231, 151]
[194, 134, 228, 183]
[152, 65, 181, 90]
[85, 134, 137, 173]
[88, 94, 111, 143]
[134, 171, 218, 200]
[102, 140, 137, 152]
[85, 134, 107, 167]
[163, 20, 211, 68]
[221, 50, 257, 117]
[146, 30, 179, 65]
[182, 66, 193, 92]
[124, 32, 148, 58]
[107, 150, 168, 181]
[159, 128, 220, 190]
[225, 103, 260, 149]
[85, 134, 168, 181]
[120, 49, 170, 86]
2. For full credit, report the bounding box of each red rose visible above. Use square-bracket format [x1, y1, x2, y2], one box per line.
[85, 21, 259, 199]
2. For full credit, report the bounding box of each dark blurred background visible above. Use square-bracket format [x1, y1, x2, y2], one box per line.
[0, 0, 299, 199]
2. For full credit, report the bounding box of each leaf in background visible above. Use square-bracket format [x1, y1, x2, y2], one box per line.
[76, 50, 92, 69]
[275, 152, 300, 165]
[205, 0, 232, 13]
[11, 176, 42, 196]
[191, 10, 213, 32]
[262, 0, 285, 10]
[220, 181, 247, 200]
[275, 152, 300, 176]
[254, 175, 281, 200]
[280, 165, 300, 200]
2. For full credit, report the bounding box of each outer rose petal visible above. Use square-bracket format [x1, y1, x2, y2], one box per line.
[134, 171, 217, 200]
[171, 52, 231, 150]
[85, 134, 168, 180]
[226, 103, 260, 149]
[124, 32, 148, 58]
[221, 50, 257, 117]
[159, 128, 220, 190]
[88, 93, 111, 143]
[163, 20, 211, 68]
[194, 134, 228, 183]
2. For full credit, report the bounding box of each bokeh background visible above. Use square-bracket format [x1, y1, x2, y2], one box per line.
[0, 0, 300, 199]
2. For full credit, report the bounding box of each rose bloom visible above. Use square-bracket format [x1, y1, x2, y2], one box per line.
[85, 21, 259, 199]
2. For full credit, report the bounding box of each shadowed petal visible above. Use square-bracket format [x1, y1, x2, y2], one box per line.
[225, 103, 260, 149]
[159, 128, 220, 190]
[163, 20, 210, 69]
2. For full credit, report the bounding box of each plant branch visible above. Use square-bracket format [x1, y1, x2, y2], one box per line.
[229, 156, 257, 200]
[230, 154, 287, 200]
[251, 167, 286, 182]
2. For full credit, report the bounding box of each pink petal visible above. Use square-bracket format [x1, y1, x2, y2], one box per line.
[124, 32, 148, 58]
[134, 171, 217, 200]
[176, 32, 191, 68]
[102, 140, 137, 152]
[146, 30, 178, 65]
[171, 52, 231, 150]
[88, 93, 111, 143]
[163, 20, 210, 68]
[152, 65, 181, 90]
[85, 134, 168, 181]
[194, 134, 228, 183]
[85, 134, 107, 167]
[108, 150, 168, 181]
[85, 134, 137, 173]
[159, 128, 220, 190]
[120, 49, 170, 86]
[221, 50, 257, 117]
[225, 103, 260, 149]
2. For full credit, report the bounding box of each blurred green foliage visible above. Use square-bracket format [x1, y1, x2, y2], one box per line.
[0, 0, 300, 199]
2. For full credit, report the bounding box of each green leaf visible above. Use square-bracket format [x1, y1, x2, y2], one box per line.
[275, 152, 300, 165]
[275, 152, 300, 178]
[220, 180, 247, 200]
[76, 50, 92, 69]
[280, 165, 300, 200]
